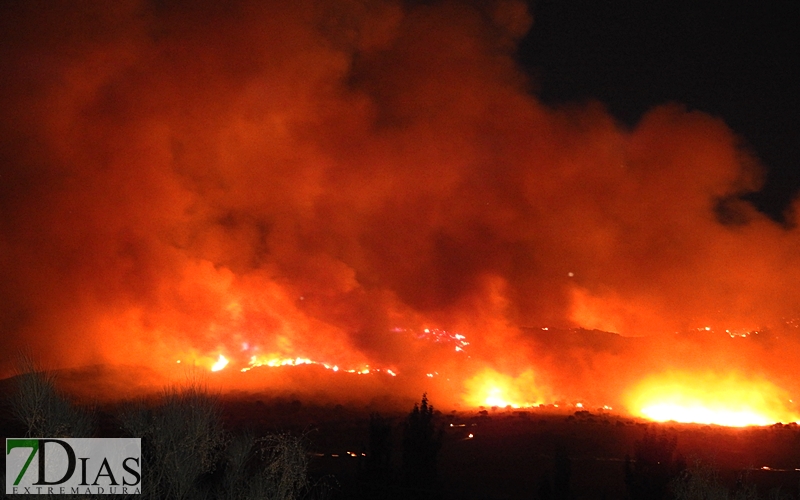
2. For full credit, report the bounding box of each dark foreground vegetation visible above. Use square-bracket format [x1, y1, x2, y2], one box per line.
[2, 359, 800, 499]
[1, 356, 324, 500]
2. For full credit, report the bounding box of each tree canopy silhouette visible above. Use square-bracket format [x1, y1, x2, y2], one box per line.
[625, 429, 685, 500]
[401, 393, 443, 490]
[362, 412, 393, 482]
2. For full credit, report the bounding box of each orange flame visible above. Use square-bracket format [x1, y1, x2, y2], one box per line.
[210, 354, 229, 372]
[463, 368, 546, 408]
[238, 354, 395, 376]
[626, 371, 799, 427]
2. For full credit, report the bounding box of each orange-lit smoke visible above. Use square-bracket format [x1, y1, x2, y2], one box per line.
[1, 0, 800, 413]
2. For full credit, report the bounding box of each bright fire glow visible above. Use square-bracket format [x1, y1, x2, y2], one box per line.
[627, 371, 800, 427]
[211, 354, 229, 372]
[640, 404, 771, 427]
[464, 368, 545, 408]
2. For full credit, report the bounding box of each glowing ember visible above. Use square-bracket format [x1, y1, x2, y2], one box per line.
[464, 368, 545, 408]
[626, 371, 800, 427]
[196, 326, 456, 375]
[394, 327, 470, 353]
[240, 355, 396, 376]
[211, 354, 229, 372]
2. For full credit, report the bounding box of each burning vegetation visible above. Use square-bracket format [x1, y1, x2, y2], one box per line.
[1, 0, 799, 428]
[627, 371, 799, 427]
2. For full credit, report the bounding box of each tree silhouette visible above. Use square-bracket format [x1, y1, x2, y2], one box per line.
[537, 443, 572, 500]
[401, 393, 442, 493]
[362, 412, 393, 482]
[625, 428, 685, 500]
[552, 444, 572, 500]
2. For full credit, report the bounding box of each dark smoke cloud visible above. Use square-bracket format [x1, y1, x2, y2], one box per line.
[1, 0, 799, 405]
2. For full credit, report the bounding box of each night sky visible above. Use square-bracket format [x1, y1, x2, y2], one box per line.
[518, 0, 798, 221]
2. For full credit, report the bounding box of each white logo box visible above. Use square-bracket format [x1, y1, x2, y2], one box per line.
[6, 438, 141, 495]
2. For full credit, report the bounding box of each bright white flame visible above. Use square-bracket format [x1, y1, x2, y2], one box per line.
[627, 371, 799, 427]
[464, 368, 545, 408]
[211, 354, 229, 372]
[641, 403, 771, 427]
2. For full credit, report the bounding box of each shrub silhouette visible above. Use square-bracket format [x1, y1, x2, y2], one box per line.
[7, 356, 314, 500]
[537, 444, 572, 500]
[670, 459, 759, 500]
[9, 353, 94, 438]
[401, 393, 442, 494]
[119, 382, 228, 499]
[119, 382, 312, 500]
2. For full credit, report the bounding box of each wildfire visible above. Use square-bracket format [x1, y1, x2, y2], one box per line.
[393, 327, 470, 353]
[211, 354, 229, 372]
[196, 326, 458, 375]
[626, 371, 799, 427]
[463, 368, 545, 408]
[240, 355, 391, 375]
[174, 352, 395, 377]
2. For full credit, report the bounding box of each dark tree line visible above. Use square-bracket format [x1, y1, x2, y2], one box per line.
[625, 429, 686, 500]
[358, 393, 443, 499]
